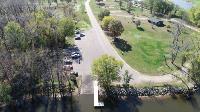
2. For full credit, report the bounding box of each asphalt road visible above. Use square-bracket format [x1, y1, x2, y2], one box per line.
[74, 0, 177, 94]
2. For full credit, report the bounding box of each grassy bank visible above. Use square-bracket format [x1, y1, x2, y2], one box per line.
[189, 0, 200, 6]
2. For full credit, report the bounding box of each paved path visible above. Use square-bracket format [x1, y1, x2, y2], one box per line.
[74, 0, 178, 94]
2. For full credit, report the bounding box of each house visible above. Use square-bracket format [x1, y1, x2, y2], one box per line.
[148, 17, 164, 26]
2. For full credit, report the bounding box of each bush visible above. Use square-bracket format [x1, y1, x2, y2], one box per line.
[98, 9, 110, 21]
[166, 25, 171, 28]
[134, 20, 141, 28]
[0, 83, 11, 103]
[102, 16, 114, 30]
[189, 7, 200, 27]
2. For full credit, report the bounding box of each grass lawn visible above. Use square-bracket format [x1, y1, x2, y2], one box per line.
[113, 16, 198, 75]
[90, 0, 198, 75]
[75, 0, 91, 30]
[89, 0, 103, 17]
[113, 80, 189, 88]
[113, 16, 172, 75]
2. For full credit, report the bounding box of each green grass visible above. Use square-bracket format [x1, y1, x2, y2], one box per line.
[114, 16, 198, 75]
[89, 0, 103, 17]
[65, 37, 74, 46]
[75, 0, 91, 30]
[132, 82, 188, 88]
[188, 0, 200, 7]
[120, 1, 150, 16]
[113, 16, 172, 75]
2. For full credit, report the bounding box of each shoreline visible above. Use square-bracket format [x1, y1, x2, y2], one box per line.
[139, 94, 174, 100]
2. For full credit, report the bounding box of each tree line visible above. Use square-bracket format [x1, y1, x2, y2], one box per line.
[143, 0, 200, 27]
[0, 0, 77, 105]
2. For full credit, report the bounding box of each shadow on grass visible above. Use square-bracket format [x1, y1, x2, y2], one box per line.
[137, 27, 144, 31]
[120, 7, 126, 11]
[97, 3, 105, 6]
[113, 38, 132, 52]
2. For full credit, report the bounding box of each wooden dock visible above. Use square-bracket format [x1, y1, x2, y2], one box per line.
[93, 81, 104, 107]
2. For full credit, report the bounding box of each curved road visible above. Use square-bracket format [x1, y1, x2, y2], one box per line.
[74, 0, 177, 94]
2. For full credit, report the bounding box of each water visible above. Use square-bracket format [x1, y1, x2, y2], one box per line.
[134, 0, 193, 9]
[171, 0, 193, 9]
[2, 93, 200, 112]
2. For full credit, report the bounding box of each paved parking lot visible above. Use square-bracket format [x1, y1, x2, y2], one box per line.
[73, 29, 106, 94]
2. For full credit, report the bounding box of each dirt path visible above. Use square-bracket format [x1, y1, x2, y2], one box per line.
[110, 11, 200, 32]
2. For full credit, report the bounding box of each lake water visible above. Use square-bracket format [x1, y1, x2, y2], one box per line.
[134, 0, 193, 9]
[2, 93, 200, 112]
[171, 0, 193, 9]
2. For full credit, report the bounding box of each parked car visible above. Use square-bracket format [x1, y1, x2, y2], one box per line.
[75, 29, 80, 34]
[75, 33, 81, 40]
[71, 52, 81, 59]
[63, 65, 73, 71]
[148, 17, 164, 27]
[63, 57, 72, 65]
[80, 33, 85, 37]
[70, 71, 79, 77]
[75, 29, 85, 38]
[75, 36, 81, 40]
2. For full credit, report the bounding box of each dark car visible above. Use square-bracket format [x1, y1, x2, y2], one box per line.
[80, 33, 85, 37]
[75, 30, 80, 34]
[75, 36, 81, 40]
[148, 17, 164, 27]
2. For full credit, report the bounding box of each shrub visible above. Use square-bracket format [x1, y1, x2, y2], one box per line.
[102, 16, 114, 30]
[166, 25, 171, 28]
[134, 20, 141, 28]
[189, 7, 200, 27]
[98, 9, 110, 21]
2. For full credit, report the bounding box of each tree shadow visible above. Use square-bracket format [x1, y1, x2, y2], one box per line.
[113, 38, 132, 52]
[102, 94, 142, 112]
[96, 2, 105, 6]
[120, 7, 126, 11]
[179, 94, 200, 110]
[137, 27, 144, 31]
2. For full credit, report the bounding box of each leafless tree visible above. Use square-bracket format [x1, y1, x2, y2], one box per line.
[163, 23, 192, 90]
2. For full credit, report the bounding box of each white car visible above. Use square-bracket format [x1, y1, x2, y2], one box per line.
[71, 52, 80, 58]
[63, 58, 72, 65]
[63, 65, 73, 71]
[75, 34, 81, 40]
